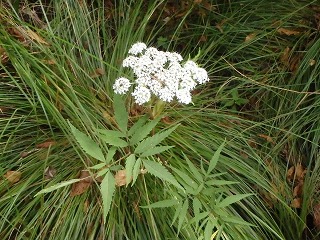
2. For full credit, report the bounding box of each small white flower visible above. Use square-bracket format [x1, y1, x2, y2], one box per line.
[128, 42, 147, 55]
[166, 52, 183, 63]
[113, 77, 131, 94]
[180, 76, 196, 90]
[158, 87, 175, 102]
[176, 88, 192, 104]
[183, 60, 198, 73]
[132, 86, 151, 105]
[193, 67, 209, 84]
[122, 56, 139, 68]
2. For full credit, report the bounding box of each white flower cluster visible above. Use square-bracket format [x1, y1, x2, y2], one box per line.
[113, 42, 209, 105]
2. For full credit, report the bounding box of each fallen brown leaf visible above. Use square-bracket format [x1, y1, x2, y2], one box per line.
[277, 27, 301, 36]
[257, 134, 275, 144]
[44, 166, 56, 180]
[293, 182, 303, 197]
[245, 33, 256, 42]
[4, 171, 22, 183]
[291, 198, 301, 208]
[36, 140, 56, 148]
[84, 199, 89, 213]
[295, 163, 306, 181]
[239, 150, 248, 159]
[26, 29, 49, 45]
[70, 170, 92, 197]
[313, 203, 320, 230]
[280, 47, 291, 66]
[90, 68, 105, 78]
[43, 59, 56, 65]
[286, 166, 295, 182]
[115, 170, 127, 187]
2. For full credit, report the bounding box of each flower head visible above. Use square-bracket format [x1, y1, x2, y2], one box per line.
[128, 42, 147, 55]
[113, 42, 209, 105]
[113, 77, 131, 94]
[132, 86, 151, 105]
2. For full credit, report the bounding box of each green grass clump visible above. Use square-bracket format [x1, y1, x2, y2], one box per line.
[0, 0, 319, 239]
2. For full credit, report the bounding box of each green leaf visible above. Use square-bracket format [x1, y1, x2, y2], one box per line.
[220, 215, 254, 226]
[143, 159, 183, 190]
[106, 147, 117, 163]
[171, 201, 183, 225]
[171, 166, 198, 190]
[204, 219, 214, 240]
[125, 154, 136, 186]
[190, 212, 209, 225]
[97, 168, 109, 177]
[178, 199, 189, 233]
[140, 146, 173, 157]
[183, 153, 203, 183]
[97, 129, 126, 138]
[216, 194, 252, 208]
[99, 134, 128, 147]
[68, 121, 105, 162]
[134, 124, 179, 154]
[127, 115, 148, 137]
[113, 94, 128, 133]
[140, 199, 179, 208]
[193, 197, 202, 217]
[131, 157, 141, 186]
[89, 163, 106, 170]
[231, 88, 239, 100]
[206, 179, 238, 186]
[101, 171, 116, 222]
[34, 178, 81, 197]
[129, 116, 161, 145]
[207, 141, 225, 175]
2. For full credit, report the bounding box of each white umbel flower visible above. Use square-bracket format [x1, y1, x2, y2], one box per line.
[176, 88, 192, 104]
[113, 42, 210, 105]
[113, 77, 131, 94]
[128, 42, 147, 55]
[132, 86, 151, 105]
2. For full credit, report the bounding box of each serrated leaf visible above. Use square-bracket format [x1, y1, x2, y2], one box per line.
[97, 168, 109, 177]
[97, 129, 126, 138]
[34, 178, 81, 196]
[106, 147, 117, 163]
[193, 197, 202, 217]
[190, 212, 209, 225]
[220, 215, 254, 226]
[206, 179, 238, 186]
[183, 153, 203, 183]
[204, 219, 214, 240]
[140, 199, 179, 208]
[128, 115, 148, 137]
[134, 125, 179, 154]
[216, 193, 252, 208]
[68, 121, 105, 162]
[125, 154, 135, 186]
[113, 94, 128, 133]
[178, 199, 189, 233]
[171, 166, 198, 190]
[89, 163, 106, 170]
[129, 116, 161, 145]
[143, 159, 183, 190]
[140, 146, 173, 157]
[101, 171, 116, 222]
[99, 134, 128, 147]
[131, 157, 141, 186]
[171, 201, 183, 225]
[207, 141, 225, 175]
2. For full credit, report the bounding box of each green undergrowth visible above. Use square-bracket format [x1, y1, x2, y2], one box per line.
[0, 0, 319, 239]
